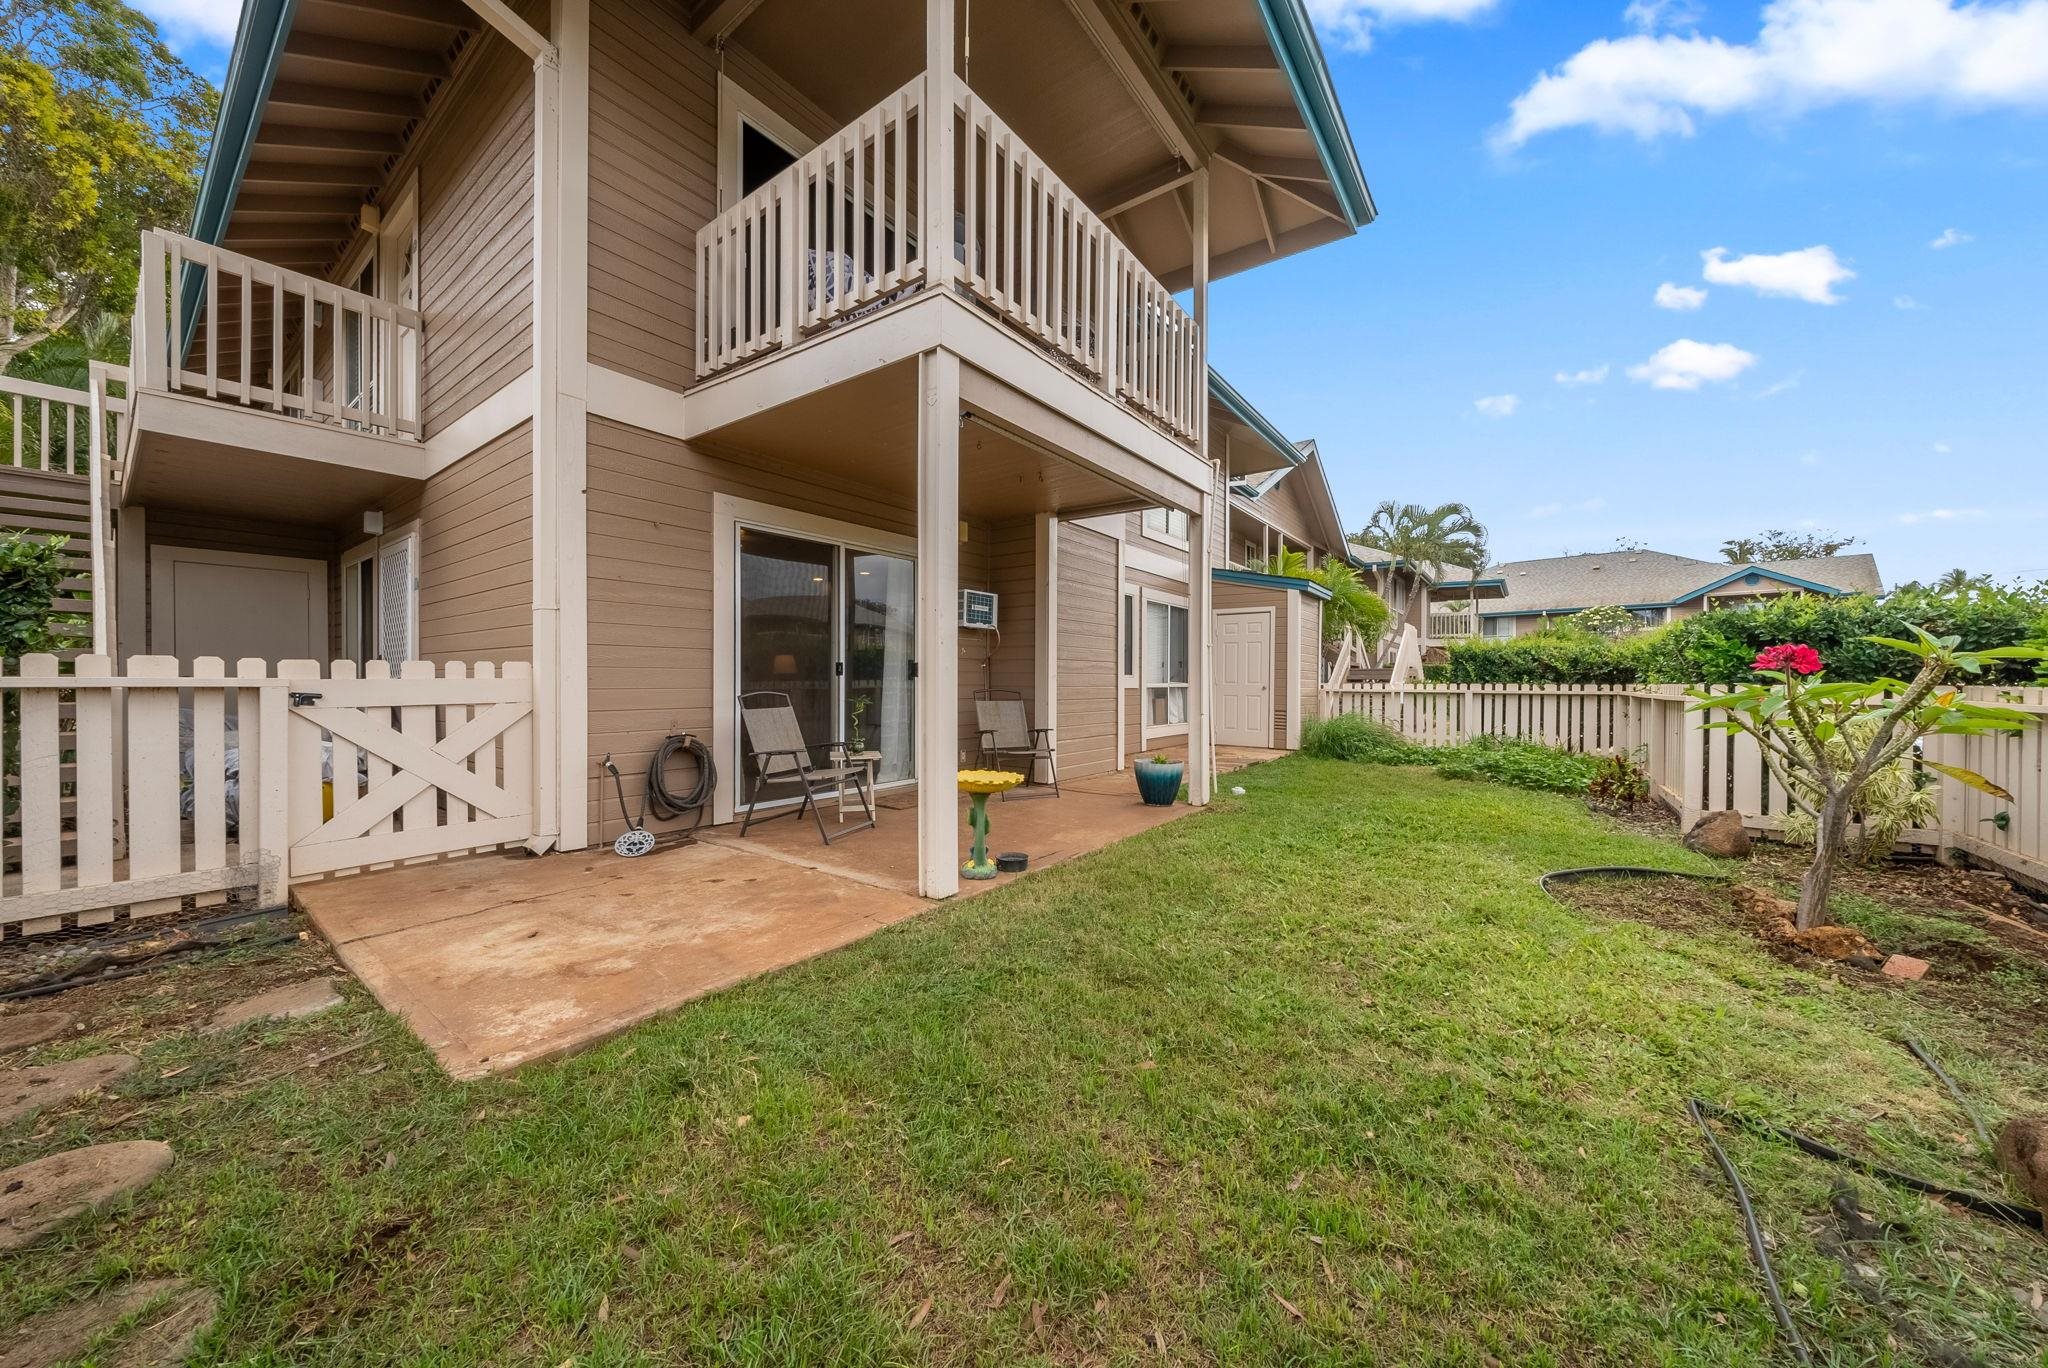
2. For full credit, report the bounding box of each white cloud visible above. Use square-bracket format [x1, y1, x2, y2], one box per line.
[1929, 226, 1974, 249]
[1305, 0, 1501, 50]
[1893, 294, 1923, 309]
[1475, 393, 1521, 417]
[1627, 339, 1760, 390]
[1756, 371, 1803, 397]
[1626, 0, 1707, 31]
[1655, 281, 1708, 310]
[1493, 0, 2048, 151]
[132, 0, 242, 45]
[1555, 364, 1611, 385]
[1932, 441, 1953, 453]
[1897, 507, 1985, 524]
[1798, 451, 1823, 465]
[1528, 501, 1565, 518]
[1702, 245, 1854, 303]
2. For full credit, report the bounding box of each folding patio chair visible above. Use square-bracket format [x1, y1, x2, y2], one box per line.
[974, 688, 1058, 799]
[738, 690, 876, 845]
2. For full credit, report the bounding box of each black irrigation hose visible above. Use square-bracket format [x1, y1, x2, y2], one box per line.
[645, 732, 716, 827]
[1691, 1099, 2042, 1230]
[1904, 1035, 1995, 1152]
[1686, 1098, 1817, 1368]
[1539, 865, 1732, 897]
[0, 930, 300, 1003]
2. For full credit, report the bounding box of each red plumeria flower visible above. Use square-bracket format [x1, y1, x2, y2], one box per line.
[1752, 643, 1823, 676]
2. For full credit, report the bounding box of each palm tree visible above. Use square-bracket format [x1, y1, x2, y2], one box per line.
[1932, 567, 1990, 595]
[1352, 501, 1489, 597]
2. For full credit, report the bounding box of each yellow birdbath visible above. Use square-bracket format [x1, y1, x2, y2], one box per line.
[957, 769, 1025, 880]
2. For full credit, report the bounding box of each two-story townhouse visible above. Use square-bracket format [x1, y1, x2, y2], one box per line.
[88, 0, 1374, 901]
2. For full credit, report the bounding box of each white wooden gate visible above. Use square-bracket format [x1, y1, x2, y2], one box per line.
[0, 655, 536, 939]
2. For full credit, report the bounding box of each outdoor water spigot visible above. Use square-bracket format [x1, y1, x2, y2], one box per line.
[1983, 811, 2012, 831]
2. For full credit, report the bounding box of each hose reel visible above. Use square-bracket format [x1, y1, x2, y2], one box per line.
[599, 733, 716, 858]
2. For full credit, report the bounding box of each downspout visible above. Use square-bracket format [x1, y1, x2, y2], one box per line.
[459, 1, 575, 855]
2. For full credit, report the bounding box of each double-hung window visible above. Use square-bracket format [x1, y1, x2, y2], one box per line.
[1143, 598, 1189, 728]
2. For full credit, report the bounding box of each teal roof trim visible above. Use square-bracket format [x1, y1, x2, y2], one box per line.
[1209, 369, 1300, 468]
[1213, 568, 1333, 601]
[190, 1, 293, 246]
[1253, 0, 1375, 228]
[1687, 565, 1853, 600]
[1434, 578, 1507, 593]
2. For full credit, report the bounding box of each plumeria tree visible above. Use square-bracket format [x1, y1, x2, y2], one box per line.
[1693, 630, 2046, 930]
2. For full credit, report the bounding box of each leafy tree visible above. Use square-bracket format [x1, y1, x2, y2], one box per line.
[1718, 528, 1858, 563]
[1, 0, 216, 371]
[1352, 501, 1488, 597]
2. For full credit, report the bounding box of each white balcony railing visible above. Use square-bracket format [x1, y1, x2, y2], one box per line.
[695, 73, 1203, 447]
[132, 230, 423, 441]
[1428, 611, 1478, 641]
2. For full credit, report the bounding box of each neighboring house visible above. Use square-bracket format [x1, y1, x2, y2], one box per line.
[1105, 384, 1352, 755]
[62, 0, 1374, 900]
[1441, 549, 1884, 638]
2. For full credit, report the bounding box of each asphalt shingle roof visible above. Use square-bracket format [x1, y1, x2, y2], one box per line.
[1482, 550, 1881, 614]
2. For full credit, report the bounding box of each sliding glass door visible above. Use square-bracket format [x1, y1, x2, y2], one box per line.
[735, 524, 916, 805]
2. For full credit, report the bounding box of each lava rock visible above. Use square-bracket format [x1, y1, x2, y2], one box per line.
[1683, 810, 1753, 859]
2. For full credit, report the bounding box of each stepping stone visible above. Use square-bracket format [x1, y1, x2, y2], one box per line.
[0, 1011, 72, 1054]
[0, 1276, 214, 1368]
[0, 1053, 137, 1126]
[204, 977, 342, 1034]
[0, 1140, 174, 1252]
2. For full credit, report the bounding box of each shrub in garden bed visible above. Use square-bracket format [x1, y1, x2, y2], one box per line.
[1436, 625, 1659, 684]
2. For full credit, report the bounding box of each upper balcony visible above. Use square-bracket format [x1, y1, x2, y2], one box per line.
[114, 230, 430, 524]
[695, 73, 1206, 447]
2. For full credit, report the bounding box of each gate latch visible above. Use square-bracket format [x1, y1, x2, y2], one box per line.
[289, 691, 323, 706]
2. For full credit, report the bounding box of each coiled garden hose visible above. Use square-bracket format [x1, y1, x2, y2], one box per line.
[645, 732, 716, 826]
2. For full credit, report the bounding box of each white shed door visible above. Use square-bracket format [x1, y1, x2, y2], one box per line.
[1214, 609, 1273, 748]
[148, 547, 328, 665]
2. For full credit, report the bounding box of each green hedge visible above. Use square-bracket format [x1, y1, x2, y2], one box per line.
[1434, 627, 1658, 684]
[1435, 588, 2048, 686]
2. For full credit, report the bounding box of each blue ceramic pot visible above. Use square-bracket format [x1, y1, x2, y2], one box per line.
[1134, 759, 1183, 806]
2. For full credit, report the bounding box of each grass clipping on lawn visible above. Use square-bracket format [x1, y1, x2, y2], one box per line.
[5, 761, 2047, 1364]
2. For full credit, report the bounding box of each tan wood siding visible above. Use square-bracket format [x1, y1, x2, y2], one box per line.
[378, 424, 535, 664]
[1300, 597, 1324, 736]
[416, 26, 536, 435]
[588, 0, 712, 390]
[1056, 522, 1118, 778]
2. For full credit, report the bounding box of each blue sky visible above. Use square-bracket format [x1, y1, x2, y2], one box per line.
[1207, 0, 2048, 585]
[139, 0, 2046, 585]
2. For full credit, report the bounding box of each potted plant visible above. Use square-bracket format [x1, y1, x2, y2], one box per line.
[1134, 751, 1183, 806]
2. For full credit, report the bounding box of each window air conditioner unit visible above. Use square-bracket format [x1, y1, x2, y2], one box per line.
[958, 589, 997, 630]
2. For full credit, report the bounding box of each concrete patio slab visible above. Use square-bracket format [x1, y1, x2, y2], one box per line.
[296, 764, 1246, 1080]
[298, 841, 926, 1079]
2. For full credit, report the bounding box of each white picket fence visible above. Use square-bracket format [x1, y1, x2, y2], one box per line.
[1323, 681, 2048, 888]
[0, 655, 535, 939]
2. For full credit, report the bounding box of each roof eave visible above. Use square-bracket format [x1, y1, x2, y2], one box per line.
[1254, 0, 1376, 228]
[1210, 369, 1302, 470]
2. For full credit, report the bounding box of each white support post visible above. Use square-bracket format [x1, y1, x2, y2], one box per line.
[924, 0, 956, 290]
[1033, 512, 1057, 785]
[917, 349, 961, 898]
[85, 364, 112, 657]
[1188, 489, 1213, 806]
[517, 0, 588, 852]
[1187, 166, 1214, 804]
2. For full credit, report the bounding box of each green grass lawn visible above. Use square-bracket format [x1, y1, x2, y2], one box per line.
[8, 758, 2048, 1365]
